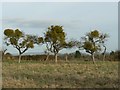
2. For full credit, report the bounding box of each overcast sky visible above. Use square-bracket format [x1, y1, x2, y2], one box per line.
[1, 2, 118, 55]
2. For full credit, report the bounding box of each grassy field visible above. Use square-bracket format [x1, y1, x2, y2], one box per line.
[2, 60, 119, 88]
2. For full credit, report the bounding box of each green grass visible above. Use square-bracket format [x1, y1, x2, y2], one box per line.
[2, 60, 119, 88]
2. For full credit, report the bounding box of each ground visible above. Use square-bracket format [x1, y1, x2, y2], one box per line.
[2, 60, 119, 88]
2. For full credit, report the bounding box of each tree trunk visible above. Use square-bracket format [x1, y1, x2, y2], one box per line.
[103, 53, 106, 61]
[3, 49, 7, 55]
[18, 54, 22, 63]
[45, 53, 49, 61]
[55, 53, 58, 63]
[92, 53, 95, 64]
[103, 45, 106, 61]
[65, 54, 68, 61]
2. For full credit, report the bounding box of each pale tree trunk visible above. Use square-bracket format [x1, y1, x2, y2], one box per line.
[55, 53, 58, 63]
[65, 54, 68, 61]
[18, 54, 22, 63]
[92, 53, 96, 64]
[45, 53, 49, 61]
[3, 49, 7, 55]
[103, 45, 106, 61]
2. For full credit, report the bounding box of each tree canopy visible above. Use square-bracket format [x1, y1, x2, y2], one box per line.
[81, 30, 108, 63]
[44, 25, 68, 62]
[4, 29, 43, 63]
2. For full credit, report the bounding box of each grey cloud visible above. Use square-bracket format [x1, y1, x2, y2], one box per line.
[2, 18, 82, 30]
[3, 18, 52, 28]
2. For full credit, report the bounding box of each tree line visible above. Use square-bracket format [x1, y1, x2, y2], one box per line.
[4, 25, 109, 63]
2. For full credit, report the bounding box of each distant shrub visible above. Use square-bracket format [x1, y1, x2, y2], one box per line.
[74, 50, 81, 58]
[3, 52, 14, 60]
[13, 54, 62, 61]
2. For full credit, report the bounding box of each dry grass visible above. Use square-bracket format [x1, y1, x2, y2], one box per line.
[2, 60, 119, 88]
